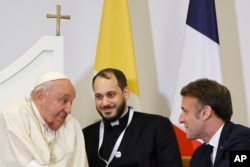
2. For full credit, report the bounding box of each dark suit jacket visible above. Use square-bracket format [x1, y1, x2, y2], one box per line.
[83, 111, 182, 167]
[190, 122, 250, 167]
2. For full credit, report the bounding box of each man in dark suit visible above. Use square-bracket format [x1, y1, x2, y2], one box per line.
[179, 78, 250, 167]
[83, 68, 182, 167]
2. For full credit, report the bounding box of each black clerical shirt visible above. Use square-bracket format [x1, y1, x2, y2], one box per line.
[99, 109, 129, 161]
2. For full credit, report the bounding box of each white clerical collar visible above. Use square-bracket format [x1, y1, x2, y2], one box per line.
[109, 107, 129, 127]
[110, 120, 119, 126]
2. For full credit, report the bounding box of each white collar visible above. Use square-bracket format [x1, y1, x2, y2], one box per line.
[208, 123, 224, 164]
[29, 98, 55, 133]
[208, 123, 224, 148]
[109, 106, 129, 127]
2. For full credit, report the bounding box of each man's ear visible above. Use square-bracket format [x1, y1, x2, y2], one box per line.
[123, 86, 130, 99]
[202, 105, 213, 120]
[34, 89, 45, 105]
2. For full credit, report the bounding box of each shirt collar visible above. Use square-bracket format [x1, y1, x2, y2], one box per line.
[208, 123, 225, 148]
[103, 107, 130, 129]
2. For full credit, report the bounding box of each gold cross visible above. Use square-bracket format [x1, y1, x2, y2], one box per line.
[46, 5, 70, 36]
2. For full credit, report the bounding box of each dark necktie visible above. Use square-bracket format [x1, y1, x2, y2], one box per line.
[203, 144, 214, 167]
[190, 143, 213, 167]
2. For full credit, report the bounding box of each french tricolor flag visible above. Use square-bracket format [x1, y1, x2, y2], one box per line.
[170, 0, 223, 156]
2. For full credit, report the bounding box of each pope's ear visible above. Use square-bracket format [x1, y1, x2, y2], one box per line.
[34, 89, 45, 100]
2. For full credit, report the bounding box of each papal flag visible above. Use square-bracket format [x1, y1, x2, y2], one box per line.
[94, 0, 140, 108]
[171, 0, 223, 157]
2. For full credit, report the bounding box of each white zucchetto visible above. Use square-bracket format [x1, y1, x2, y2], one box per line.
[34, 71, 69, 87]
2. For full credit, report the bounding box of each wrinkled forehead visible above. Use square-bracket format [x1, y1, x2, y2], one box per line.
[49, 79, 75, 96]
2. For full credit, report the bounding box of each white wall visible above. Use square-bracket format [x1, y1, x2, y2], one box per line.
[1, 0, 250, 128]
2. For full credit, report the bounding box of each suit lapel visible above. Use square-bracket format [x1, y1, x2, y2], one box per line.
[213, 122, 234, 167]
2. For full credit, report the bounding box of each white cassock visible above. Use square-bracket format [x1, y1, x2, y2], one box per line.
[0, 97, 86, 167]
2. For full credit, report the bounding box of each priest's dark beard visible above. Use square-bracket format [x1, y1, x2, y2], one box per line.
[97, 99, 127, 122]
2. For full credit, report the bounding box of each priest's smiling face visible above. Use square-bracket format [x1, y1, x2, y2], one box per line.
[36, 79, 76, 131]
[93, 73, 130, 122]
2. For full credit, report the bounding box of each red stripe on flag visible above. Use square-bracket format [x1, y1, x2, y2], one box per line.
[173, 125, 201, 156]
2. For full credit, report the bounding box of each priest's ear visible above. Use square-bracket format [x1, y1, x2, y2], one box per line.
[123, 86, 130, 100]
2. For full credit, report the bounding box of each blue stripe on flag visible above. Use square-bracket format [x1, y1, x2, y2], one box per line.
[186, 0, 219, 44]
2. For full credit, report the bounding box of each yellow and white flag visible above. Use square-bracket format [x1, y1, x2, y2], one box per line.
[94, 0, 140, 108]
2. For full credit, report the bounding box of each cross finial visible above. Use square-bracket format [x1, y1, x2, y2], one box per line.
[46, 5, 70, 36]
